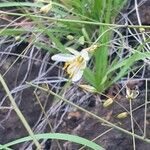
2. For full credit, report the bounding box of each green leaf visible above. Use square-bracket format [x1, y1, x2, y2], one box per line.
[107, 51, 150, 86]
[83, 68, 96, 87]
[1, 133, 104, 150]
[107, 52, 148, 74]
[0, 28, 26, 36]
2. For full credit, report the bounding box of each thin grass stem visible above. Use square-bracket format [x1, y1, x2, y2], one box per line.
[143, 79, 148, 138]
[0, 74, 41, 149]
[129, 99, 136, 150]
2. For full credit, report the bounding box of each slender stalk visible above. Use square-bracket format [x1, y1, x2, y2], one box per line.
[27, 82, 150, 144]
[129, 99, 136, 150]
[0, 145, 11, 150]
[0, 74, 41, 149]
[1, 11, 150, 29]
[144, 79, 148, 138]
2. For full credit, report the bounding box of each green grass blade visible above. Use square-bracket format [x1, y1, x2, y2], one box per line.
[0, 2, 43, 8]
[1, 133, 104, 150]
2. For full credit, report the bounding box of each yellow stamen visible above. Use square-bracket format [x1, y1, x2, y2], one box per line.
[77, 56, 84, 62]
[63, 62, 69, 70]
[63, 56, 84, 79]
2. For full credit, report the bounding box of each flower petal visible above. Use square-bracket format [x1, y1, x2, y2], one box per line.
[66, 47, 80, 56]
[80, 50, 89, 61]
[80, 61, 87, 69]
[67, 60, 86, 75]
[72, 69, 83, 82]
[51, 54, 75, 62]
[71, 61, 86, 82]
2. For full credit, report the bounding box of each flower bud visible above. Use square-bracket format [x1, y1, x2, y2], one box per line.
[15, 36, 20, 41]
[139, 28, 145, 32]
[103, 98, 113, 108]
[78, 84, 97, 93]
[116, 112, 128, 119]
[67, 35, 74, 40]
[84, 44, 98, 52]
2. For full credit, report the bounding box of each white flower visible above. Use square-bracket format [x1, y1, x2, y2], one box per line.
[51, 48, 89, 82]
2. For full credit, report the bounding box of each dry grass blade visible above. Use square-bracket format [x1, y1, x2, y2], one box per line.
[0, 74, 41, 150]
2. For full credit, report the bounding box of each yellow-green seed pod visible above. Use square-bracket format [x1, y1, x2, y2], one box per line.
[139, 28, 145, 32]
[84, 44, 99, 52]
[88, 44, 98, 52]
[78, 84, 97, 93]
[116, 112, 128, 119]
[103, 98, 113, 108]
[15, 36, 20, 41]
